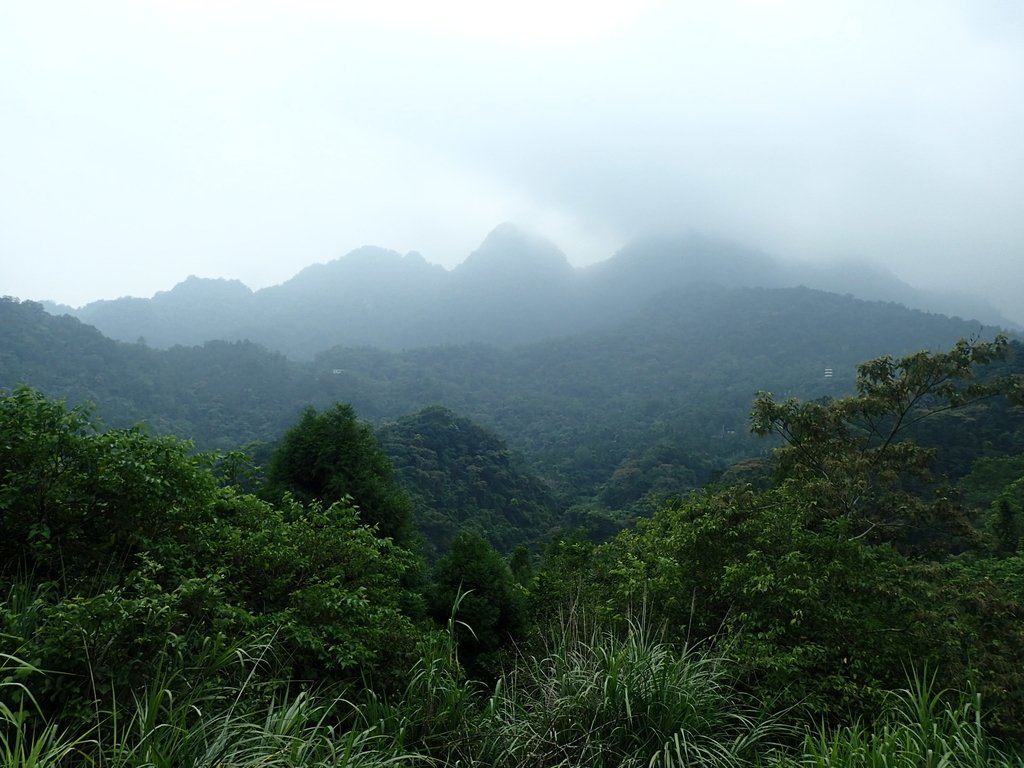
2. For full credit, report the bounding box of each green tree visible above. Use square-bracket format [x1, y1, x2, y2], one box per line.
[197, 488, 422, 685]
[264, 403, 415, 546]
[590, 339, 1024, 728]
[0, 387, 424, 724]
[376, 405, 563, 557]
[601, 484, 1024, 734]
[750, 335, 1020, 549]
[430, 531, 523, 679]
[989, 494, 1023, 554]
[0, 385, 214, 583]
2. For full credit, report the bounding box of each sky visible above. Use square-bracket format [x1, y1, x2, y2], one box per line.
[2, 0, 1022, 322]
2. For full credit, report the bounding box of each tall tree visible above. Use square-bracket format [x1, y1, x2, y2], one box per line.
[430, 531, 523, 679]
[264, 403, 415, 546]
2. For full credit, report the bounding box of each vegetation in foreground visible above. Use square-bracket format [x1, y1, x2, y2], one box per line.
[3, 621, 1022, 767]
[2, 336, 1024, 765]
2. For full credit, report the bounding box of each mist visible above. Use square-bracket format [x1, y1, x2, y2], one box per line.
[2, 0, 1022, 323]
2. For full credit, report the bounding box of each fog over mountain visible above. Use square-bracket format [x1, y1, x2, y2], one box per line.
[4, 2, 1022, 326]
[44, 224, 1015, 359]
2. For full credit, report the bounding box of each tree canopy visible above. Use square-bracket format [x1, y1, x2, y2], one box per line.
[750, 334, 1021, 549]
[264, 403, 415, 546]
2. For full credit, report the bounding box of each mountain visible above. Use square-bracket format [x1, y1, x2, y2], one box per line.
[214, 248, 444, 355]
[0, 298, 312, 449]
[71, 276, 254, 348]
[418, 223, 584, 346]
[42, 225, 1017, 358]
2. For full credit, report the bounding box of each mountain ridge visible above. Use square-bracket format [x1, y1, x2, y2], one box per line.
[41, 224, 1017, 358]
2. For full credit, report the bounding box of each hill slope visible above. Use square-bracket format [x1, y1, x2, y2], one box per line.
[377, 406, 564, 556]
[5, 288, 1019, 517]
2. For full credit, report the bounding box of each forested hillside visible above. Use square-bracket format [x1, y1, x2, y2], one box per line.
[378, 406, 565, 556]
[0, 297, 312, 448]
[3, 336, 1024, 765]
[315, 286, 1014, 503]
[5, 288, 1020, 522]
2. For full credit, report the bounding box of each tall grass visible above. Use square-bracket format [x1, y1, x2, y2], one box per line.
[6, 616, 1022, 767]
[96, 685, 409, 768]
[356, 595, 486, 764]
[0, 650, 90, 768]
[781, 669, 1023, 768]
[87, 635, 423, 768]
[356, 602, 782, 767]
[475, 612, 783, 767]
[1, 637, 422, 768]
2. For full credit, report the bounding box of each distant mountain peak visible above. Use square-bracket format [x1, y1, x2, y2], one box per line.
[154, 275, 253, 302]
[456, 223, 573, 280]
[266, 246, 446, 296]
[481, 221, 534, 243]
[41, 224, 1017, 356]
[589, 232, 784, 294]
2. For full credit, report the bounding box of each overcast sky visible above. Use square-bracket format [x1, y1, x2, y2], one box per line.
[2, 0, 1022, 322]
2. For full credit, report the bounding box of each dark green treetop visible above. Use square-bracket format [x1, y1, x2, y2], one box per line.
[264, 403, 415, 546]
[0, 385, 214, 583]
[430, 530, 524, 679]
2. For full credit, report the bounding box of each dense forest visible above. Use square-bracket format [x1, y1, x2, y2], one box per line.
[3, 272, 1024, 764]
[4, 286, 1017, 548]
[3, 334, 1024, 765]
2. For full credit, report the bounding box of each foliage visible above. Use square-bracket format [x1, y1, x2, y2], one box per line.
[5, 628, 1024, 767]
[0, 642, 422, 768]
[940, 554, 1024, 736]
[0, 651, 89, 767]
[8, 290, 1019, 521]
[584, 339, 1024, 732]
[360, 604, 784, 768]
[356, 607, 483, 765]
[377, 405, 564, 556]
[1, 569, 239, 725]
[264, 403, 415, 547]
[6, 319, 1024, 762]
[751, 335, 1020, 550]
[779, 672, 1021, 768]
[0, 388, 424, 728]
[595, 487, 1024, 737]
[607, 488, 911, 717]
[959, 455, 1024, 511]
[429, 532, 525, 680]
[481, 613, 782, 768]
[197, 489, 422, 685]
[0, 385, 215, 584]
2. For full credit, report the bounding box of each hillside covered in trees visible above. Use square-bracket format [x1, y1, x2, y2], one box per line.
[6, 285, 1018, 534]
[5, 242, 1024, 764]
[2, 331, 1024, 765]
